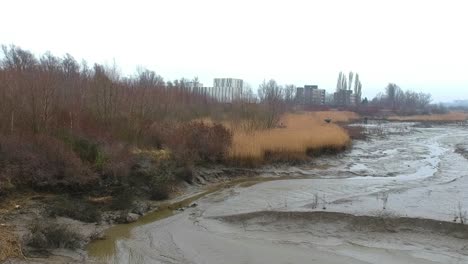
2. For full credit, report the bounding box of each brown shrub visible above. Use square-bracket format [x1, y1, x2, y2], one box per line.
[0, 226, 22, 262]
[174, 165, 194, 183]
[341, 125, 367, 140]
[0, 135, 96, 192]
[126, 153, 175, 200]
[100, 142, 135, 185]
[47, 196, 101, 223]
[145, 121, 174, 148]
[28, 221, 83, 250]
[163, 121, 232, 164]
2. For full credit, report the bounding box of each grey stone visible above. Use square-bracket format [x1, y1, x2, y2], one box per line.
[126, 213, 140, 223]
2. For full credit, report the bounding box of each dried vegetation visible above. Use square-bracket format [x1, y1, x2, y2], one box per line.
[228, 112, 354, 165]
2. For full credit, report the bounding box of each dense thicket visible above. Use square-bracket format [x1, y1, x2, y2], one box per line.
[0, 46, 215, 137]
[0, 45, 253, 193]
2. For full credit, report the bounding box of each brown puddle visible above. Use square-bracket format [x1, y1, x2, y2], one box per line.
[86, 175, 306, 261]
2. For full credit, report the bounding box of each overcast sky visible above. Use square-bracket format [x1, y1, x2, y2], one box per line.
[1, 0, 467, 102]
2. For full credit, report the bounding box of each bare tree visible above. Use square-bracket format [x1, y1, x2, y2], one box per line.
[354, 74, 362, 104]
[372, 83, 433, 114]
[242, 83, 256, 103]
[348, 72, 354, 91]
[258, 79, 285, 128]
[284, 84, 296, 105]
[385, 83, 400, 109]
[336, 72, 343, 92]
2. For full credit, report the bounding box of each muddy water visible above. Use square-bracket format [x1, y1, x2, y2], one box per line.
[87, 176, 302, 260]
[89, 123, 468, 264]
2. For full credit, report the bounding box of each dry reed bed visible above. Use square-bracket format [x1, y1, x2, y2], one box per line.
[229, 112, 353, 164]
[306, 111, 360, 123]
[0, 226, 22, 262]
[388, 112, 468, 122]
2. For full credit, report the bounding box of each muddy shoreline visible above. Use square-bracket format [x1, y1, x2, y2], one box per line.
[1, 167, 309, 263]
[105, 122, 468, 264]
[3, 121, 468, 263]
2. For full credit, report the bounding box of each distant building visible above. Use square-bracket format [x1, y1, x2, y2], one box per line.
[181, 81, 211, 97]
[191, 86, 210, 96]
[333, 89, 353, 106]
[209, 78, 244, 102]
[185, 81, 203, 89]
[350, 94, 357, 106]
[296, 87, 304, 103]
[311, 88, 326, 105]
[296, 85, 325, 105]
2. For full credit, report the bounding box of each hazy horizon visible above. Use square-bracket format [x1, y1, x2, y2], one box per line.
[1, 0, 467, 102]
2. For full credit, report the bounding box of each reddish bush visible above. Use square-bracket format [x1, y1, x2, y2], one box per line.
[0, 135, 96, 191]
[163, 122, 232, 164]
[145, 121, 175, 148]
[100, 142, 135, 184]
[341, 125, 367, 140]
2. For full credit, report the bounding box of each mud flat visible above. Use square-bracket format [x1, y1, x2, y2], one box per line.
[117, 210, 467, 264]
[90, 123, 468, 263]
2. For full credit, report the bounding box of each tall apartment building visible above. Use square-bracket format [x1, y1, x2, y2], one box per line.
[185, 81, 203, 90]
[333, 89, 353, 106]
[182, 81, 210, 97]
[209, 78, 244, 102]
[296, 87, 304, 103]
[296, 85, 326, 105]
[350, 94, 357, 106]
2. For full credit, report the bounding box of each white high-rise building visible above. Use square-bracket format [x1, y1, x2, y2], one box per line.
[209, 78, 244, 102]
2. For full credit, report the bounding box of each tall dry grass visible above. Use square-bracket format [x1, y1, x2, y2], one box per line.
[388, 112, 468, 122]
[198, 111, 360, 131]
[0, 226, 22, 262]
[306, 111, 360, 123]
[228, 112, 353, 165]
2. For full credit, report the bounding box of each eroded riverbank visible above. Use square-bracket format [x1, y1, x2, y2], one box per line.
[96, 123, 468, 264]
[86, 175, 305, 260]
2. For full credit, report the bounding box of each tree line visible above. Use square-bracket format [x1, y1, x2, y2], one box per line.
[370, 83, 447, 115]
[0, 45, 311, 139]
